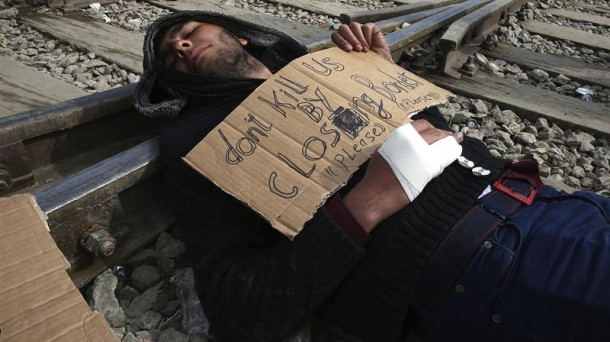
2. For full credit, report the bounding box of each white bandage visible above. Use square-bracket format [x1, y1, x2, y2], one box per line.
[378, 123, 462, 201]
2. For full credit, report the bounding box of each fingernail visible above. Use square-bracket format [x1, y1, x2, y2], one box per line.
[355, 44, 362, 51]
[455, 132, 464, 141]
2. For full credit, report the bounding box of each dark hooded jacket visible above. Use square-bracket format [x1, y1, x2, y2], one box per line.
[135, 11, 509, 342]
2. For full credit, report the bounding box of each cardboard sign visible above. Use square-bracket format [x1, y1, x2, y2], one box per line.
[0, 194, 117, 342]
[184, 47, 453, 239]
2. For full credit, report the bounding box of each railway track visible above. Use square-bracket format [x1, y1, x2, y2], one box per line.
[0, 0, 609, 288]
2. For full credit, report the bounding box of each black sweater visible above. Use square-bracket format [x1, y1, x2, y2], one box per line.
[160, 93, 508, 342]
[136, 11, 509, 341]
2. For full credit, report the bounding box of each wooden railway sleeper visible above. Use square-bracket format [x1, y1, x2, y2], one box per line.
[439, 0, 529, 79]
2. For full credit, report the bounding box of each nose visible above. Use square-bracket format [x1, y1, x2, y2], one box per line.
[172, 39, 192, 58]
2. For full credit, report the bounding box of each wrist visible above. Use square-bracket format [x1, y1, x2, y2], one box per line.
[343, 182, 383, 233]
[343, 172, 410, 233]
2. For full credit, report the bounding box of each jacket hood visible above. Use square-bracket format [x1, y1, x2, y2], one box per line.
[135, 10, 308, 117]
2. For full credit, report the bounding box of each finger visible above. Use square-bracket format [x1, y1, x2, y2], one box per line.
[410, 119, 436, 140]
[411, 119, 461, 145]
[420, 129, 451, 145]
[336, 24, 363, 51]
[362, 23, 377, 51]
[331, 30, 354, 51]
[410, 119, 434, 133]
[347, 22, 369, 51]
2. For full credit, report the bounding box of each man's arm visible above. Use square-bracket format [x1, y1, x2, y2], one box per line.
[343, 120, 463, 232]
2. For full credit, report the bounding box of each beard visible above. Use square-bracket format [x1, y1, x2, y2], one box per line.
[203, 29, 268, 79]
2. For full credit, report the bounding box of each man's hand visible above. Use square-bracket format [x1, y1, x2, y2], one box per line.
[331, 22, 393, 63]
[343, 120, 463, 233]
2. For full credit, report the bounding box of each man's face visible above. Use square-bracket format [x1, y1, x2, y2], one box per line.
[156, 20, 271, 78]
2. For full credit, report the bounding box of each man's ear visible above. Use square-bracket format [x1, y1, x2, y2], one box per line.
[238, 38, 248, 46]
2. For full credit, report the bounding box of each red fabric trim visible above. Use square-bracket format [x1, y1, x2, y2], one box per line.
[507, 160, 544, 189]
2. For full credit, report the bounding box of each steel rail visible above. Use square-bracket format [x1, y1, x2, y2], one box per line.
[340, 0, 465, 24]
[439, 0, 526, 78]
[385, 0, 493, 56]
[0, 84, 135, 147]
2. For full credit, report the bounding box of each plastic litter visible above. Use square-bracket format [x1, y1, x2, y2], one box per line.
[575, 87, 593, 101]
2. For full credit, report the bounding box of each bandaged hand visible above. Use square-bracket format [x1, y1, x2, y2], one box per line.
[343, 120, 463, 233]
[378, 121, 463, 202]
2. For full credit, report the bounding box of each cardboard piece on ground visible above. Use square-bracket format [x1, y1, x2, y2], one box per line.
[185, 48, 453, 238]
[0, 194, 117, 342]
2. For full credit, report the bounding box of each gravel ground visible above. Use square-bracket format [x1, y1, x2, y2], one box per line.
[533, 2, 610, 36]
[1, 1, 608, 339]
[221, 0, 395, 29]
[561, 0, 610, 18]
[457, 2, 610, 105]
[0, 14, 140, 92]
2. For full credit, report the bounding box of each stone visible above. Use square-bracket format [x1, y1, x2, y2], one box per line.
[523, 125, 538, 136]
[471, 99, 489, 114]
[83, 59, 108, 68]
[567, 176, 581, 188]
[553, 74, 571, 85]
[121, 332, 139, 342]
[467, 129, 485, 141]
[161, 300, 180, 317]
[437, 104, 456, 118]
[157, 255, 176, 275]
[528, 68, 549, 82]
[136, 330, 161, 341]
[153, 285, 173, 312]
[593, 176, 610, 193]
[578, 142, 595, 153]
[90, 269, 127, 328]
[593, 156, 610, 169]
[503, 122, 522, 135]
[504, 64, 522, 74]
[494, 130, 513, 147]
[515, 132, 536, 145]
[571, 166, 586, 179]
[58, 53, 79, 67]
[158, 328, 189, 342]
[493, 109, 520, 126]
[175, 268, 209, 335]
[547, 174, 564, 183]
[581, 177, 594, 189]
[450, 111, 471, 124]
[534, 117, 549, 130]
[125, 281, 163, 318]
[506, 145, 523, 154]
[537, 163, 551, 177]
[118, 286, 140, 304]
[113, 326, 126, 341]
[158, 307, 182, 331]
[0, 7, 18, 19]
[135, 310, 162, 330]
[131, 265, 162, 291]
